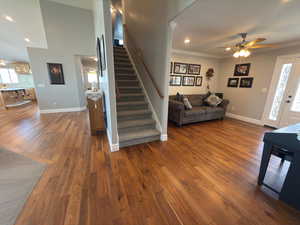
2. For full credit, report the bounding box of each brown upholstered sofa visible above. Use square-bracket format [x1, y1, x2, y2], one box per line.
[168, 93, 229, 126]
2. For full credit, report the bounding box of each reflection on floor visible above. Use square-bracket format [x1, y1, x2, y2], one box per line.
[0, 103, 300, 225]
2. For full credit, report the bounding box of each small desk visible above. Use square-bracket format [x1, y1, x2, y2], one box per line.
[258, 123, 300, 210]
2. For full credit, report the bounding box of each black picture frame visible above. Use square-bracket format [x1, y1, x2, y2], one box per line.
[188, 64, 201, 75]
[234, 63, 251, 76]
[195, 77, 203, 86]
[100, 34, 106, 71]
[47, 63, 65, 85]
[173, 62, 188, 74]
[96, 37, 103, 77]
[170, 62, 173, 74]
[227, 78, 239, 87]
[240, 77, 254, 88]
[182, 76, 195, 86]
[169, 75, 181, 86]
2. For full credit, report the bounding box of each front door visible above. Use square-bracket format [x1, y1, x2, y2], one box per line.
[263, 57, 300, 128]
[279, 61, 300, 127]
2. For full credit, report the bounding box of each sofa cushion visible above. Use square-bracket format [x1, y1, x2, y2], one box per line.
[184, 106, 206, 116]
[188, 95, 204, 106]
[202, 106, 224, 113]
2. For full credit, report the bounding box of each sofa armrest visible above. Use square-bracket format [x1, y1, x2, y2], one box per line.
[169, 100, 185, 111]
[168, 100, 185, 126]
[219, 99, 229, 111]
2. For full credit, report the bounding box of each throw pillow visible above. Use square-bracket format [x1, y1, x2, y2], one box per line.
[182, 96, 192, 110]
[205, 93, 223, 107]
[176, 92, 183, 102]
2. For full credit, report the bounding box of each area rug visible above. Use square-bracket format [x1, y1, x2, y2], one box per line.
[0, 148, 45, 225]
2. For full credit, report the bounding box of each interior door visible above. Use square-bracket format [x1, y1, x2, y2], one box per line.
[278, 61, 300, 127]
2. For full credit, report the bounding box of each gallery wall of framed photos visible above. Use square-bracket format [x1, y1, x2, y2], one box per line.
[169, 54, 219, 95]
[226, 63, 254, 88]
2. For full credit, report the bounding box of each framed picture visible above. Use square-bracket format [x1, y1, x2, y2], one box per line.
[227, 78, 239, 87]
[47, 63, 65, 85]
[188, 64, 201, 75]
[234, 63, 251, 76]
[96, 37, 103, 77]
[240, 77, 254, 88]
[169, 75, 181, 86]
[182, 76, 195, 86]
[170, 62, 173, 74]
[195, 77, 203, 86]
[174, 62, 188, 74]
[100, 35, 106, 71]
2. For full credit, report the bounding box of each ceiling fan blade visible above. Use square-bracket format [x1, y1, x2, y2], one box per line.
[244, 38, 266, 47]
[248, 44, 278, 49]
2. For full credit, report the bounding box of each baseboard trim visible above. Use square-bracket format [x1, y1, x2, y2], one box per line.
[226, 113, 263, 126]
[107, 129, 119, 152]
[39, 106, 86, 114]
[160, 134, 168, 141]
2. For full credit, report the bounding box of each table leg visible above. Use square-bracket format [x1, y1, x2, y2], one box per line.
[258, 143, 273, 185]
[280, 152, 300, 210]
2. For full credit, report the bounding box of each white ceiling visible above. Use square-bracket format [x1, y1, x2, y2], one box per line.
[48, 0, 94, 10]
[0, 0, 48, 62]
[173, 0, 300, 57]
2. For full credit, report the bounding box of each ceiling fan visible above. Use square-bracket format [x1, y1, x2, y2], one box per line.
[222, 33, 277, 58]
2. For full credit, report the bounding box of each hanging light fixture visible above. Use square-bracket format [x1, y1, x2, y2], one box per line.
[233, 49, 251, 58]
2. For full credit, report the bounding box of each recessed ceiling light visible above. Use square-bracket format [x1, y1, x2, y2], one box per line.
[225, 47, 231, 51]
[24, 38, 31, 43]
[184, 39, 190, 44]
[4, 15, 14, 22]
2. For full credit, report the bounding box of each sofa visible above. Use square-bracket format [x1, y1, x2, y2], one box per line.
[168, 93, 229, 126]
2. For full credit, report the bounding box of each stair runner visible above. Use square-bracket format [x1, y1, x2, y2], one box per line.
[114, 46, 160, 148]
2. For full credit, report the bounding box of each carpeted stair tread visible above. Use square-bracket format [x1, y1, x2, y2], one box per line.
[118, 118, 155, 129]
[117, 109, 151, 117]
[119, 128, 160, 142]
[117, 101, 146, 107]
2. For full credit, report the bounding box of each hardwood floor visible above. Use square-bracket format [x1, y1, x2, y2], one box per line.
[0, 103, 300, 225]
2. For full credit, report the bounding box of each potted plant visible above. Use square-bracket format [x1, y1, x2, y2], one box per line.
[205, 68, 214, 91]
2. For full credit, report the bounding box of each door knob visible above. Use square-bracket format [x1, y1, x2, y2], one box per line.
[286, 100, 291, 103]
[288, 95, 292, 98]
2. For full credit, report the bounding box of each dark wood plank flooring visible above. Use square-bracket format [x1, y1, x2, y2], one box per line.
[0, 103, 299, 225]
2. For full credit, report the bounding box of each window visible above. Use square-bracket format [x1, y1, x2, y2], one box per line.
[0, 68, 19, 84]
[291, 79, 300, 112]
[269, 64, 292, 120]
[87, 72, 98, 83]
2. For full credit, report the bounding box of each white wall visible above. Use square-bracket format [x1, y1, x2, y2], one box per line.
[93, 0, 118, 151]
[27, 0, 95, 111]
[218, 45, 300, 121]
[169, 52, 220, 95]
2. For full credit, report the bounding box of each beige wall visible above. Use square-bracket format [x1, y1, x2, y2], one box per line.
[169, 52, 220, 95]
[218, 45, 300, 121]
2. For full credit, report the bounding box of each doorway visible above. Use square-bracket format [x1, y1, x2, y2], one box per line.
[263, 56, 300, 128]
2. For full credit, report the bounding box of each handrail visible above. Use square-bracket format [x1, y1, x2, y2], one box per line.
[123, 25, 164, 98]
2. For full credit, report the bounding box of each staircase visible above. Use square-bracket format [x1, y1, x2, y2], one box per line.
[113, 46, 160, 148]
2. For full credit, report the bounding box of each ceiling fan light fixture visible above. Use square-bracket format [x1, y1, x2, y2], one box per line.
[239, 49, 246, 57]
[244, 50, 251, 57]
[233, 51, 240, 58]
[225, 47, 231, 51]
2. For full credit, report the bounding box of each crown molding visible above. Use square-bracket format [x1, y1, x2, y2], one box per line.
[172, 49, 222, 59]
